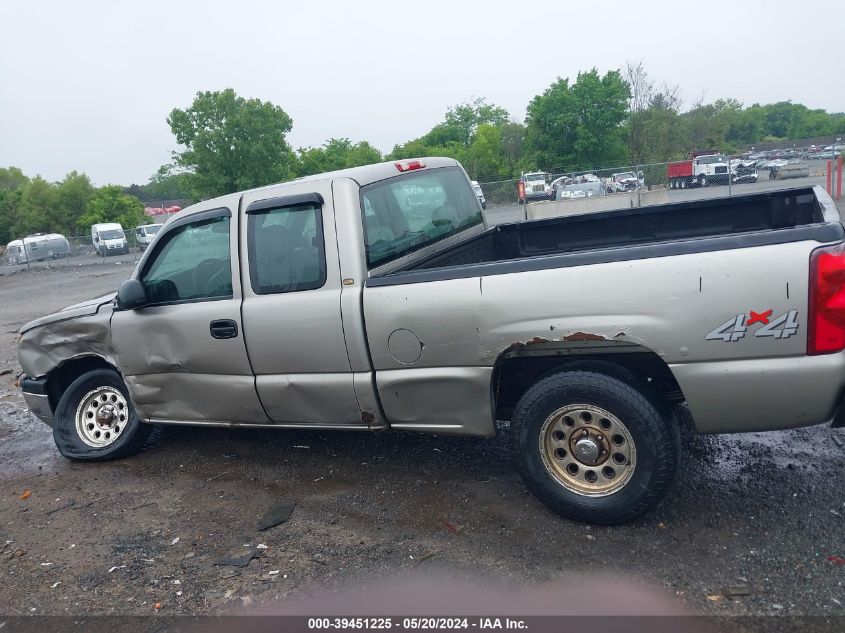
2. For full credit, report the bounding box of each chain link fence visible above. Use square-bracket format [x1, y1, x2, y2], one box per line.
[477, 150, 839, 210]
[2, 230, 146, 272]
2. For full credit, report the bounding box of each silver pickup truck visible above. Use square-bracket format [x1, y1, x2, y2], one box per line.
[17, 157, 845, 524]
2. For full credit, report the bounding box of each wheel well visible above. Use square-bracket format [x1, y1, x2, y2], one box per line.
[46, 356, 118, 410]
[492, 350, 685, 421]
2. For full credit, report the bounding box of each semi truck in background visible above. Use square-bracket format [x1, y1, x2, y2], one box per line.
[518, 171, 554, 203]
[668, 151, 731, 189]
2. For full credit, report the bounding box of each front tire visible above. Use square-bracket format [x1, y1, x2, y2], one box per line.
[53, 369, 151, 461]
[512, 371, 679, 524]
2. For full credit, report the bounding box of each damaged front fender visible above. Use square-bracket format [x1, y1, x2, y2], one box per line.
[18, 301, 118, 379]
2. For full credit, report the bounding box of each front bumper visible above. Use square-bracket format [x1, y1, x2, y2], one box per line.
[21, 376, 53, 427]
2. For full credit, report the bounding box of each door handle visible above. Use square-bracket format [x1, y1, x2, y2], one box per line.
[210, 319, 239, 339]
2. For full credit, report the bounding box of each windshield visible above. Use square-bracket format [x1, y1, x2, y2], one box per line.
[144, 225, 161, 235]
[361, 167, 482, 269]
[615, 172, 636, 180]
[472, 184, 483, 195]
[525, 174, 546, 182]
[697, 155, 725, 164]
[100, 229, 124, 240]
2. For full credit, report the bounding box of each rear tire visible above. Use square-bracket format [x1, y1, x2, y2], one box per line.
[53, 369, 151, 461]
[699, 175, 707, 188]
[512, 370, 680, 524]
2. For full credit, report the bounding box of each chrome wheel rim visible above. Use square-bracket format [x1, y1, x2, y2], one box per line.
[75, 386, 128, 448]
[539, 404, 636, 497]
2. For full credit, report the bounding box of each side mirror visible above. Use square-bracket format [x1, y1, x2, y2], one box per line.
[117, 279, 147, 310]
[94, 237, 100, 242]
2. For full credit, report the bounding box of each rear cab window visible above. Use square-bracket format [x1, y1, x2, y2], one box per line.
[360, 166, 482, 269]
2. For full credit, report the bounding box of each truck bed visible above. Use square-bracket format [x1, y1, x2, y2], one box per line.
[368, 187, 842, 286]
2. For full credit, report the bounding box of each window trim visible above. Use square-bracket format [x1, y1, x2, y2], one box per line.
[246, 201, 328, 295]
[246, 192, 324, 214]
[138, 207, 234, 307]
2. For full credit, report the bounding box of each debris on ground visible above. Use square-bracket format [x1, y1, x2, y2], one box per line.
[214, 548, 263, 568]
[443, 519, 464, 534]
[257, 501, 296, 531]
[721, 585, 752, 598]
[46, 498, 75, 515]
[706, 594, 723, 602]
[826, 555, 845, 565]
[0, 369, 12, 377]
[19, 490, 31, 500]
[170, 537, 180, 546]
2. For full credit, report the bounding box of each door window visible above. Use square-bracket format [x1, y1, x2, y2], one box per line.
[247, 204, 326, 294]
[141, 216, 232, 304]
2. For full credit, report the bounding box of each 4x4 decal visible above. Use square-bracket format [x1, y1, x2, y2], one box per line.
[706, 309, 799, 342]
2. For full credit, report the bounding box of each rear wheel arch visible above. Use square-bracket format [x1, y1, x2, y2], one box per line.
[491, 343, 686, 423]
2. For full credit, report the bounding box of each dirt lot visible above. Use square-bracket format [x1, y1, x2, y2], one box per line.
[0, 260, 844, 619]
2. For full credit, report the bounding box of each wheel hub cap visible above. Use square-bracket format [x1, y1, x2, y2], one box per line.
[539, 404, 637, 497]
[75, 386, 128, 448]
[574, 436, 601, 465]
[96, 404, 117, 427]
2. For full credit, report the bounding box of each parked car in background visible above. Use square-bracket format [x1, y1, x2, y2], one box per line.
[556, 173, 605, 199]
[730, 159, 759, 184]
[91, 223, 128, 256]
[607, 171, 644, 193]
[470, 181, 486, 209]
[5, 233, 70, 265]
[135, 223, 163, 251]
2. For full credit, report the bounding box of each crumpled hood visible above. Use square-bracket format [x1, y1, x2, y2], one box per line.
[20, 293, 116, 334]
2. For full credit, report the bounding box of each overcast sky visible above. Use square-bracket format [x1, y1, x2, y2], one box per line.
[1, 0, 842, 186]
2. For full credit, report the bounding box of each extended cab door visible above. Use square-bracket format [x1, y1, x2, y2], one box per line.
[238, 182, 364, 426]
[111, 202, 269, 424]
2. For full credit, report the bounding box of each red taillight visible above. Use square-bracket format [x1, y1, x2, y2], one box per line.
[808, 244, 845, 354]
[395, 160, 426, 172]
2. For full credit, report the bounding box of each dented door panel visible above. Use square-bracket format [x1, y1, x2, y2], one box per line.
[239, 181, 363, 426]
[111, 200, 268, 424]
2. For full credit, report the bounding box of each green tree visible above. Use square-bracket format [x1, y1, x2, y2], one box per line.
[14, 177, 58, 236]
[56, 171, 94, 234]
[525, 69, 630, 172]
[388, 98, 515, 173]
[296, 138, 383, 176]
[0, 167, 29, 244]
[78, 185, 144, 231]
[0, 166, 29, 192]
[443, 98, 510, 147]
[166, 88, 296, 199]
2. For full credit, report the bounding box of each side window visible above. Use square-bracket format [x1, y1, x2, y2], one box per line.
[140, 216, 232, 304]
[248, 204, 326, 294]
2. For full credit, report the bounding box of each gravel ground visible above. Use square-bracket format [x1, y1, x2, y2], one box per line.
[0, 252, 843, 621]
